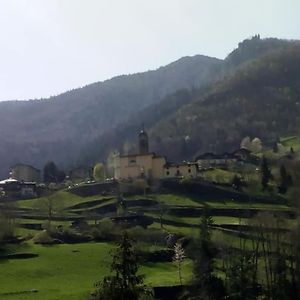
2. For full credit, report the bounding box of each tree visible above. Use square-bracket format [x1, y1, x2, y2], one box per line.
[106, 151, 119, 178]
[224, 221, 260, 300]
[249, 138, 263, 153]
[191, 209, 225, 299]
[91, 231, 153, 300]
[260, 156, 272, 190]
[240, 137, 251, 149]
[173, 241, 185, 285]
[225, 252, 260, 300]
[37, 186, 64, 228]
[93, 163, 105, 182]
[43, 161, 65, 183]
[278, 165, 292, 194]
[272, 141, 279, 153]
[232, 175, 242, 191]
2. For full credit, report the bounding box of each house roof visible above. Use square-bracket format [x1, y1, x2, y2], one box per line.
[232, 148, 251, 154]
[196, 148, 250, 160]
[10, 163, 40, 172]
[119, 152, 165, 159]
[196, 152, 235, 160]
[165, 161, 198, 168]
[0, 178, 19, 185]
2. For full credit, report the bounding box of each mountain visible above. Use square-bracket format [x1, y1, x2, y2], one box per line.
[0, 54, 221, 178]
[148, 44, 300, 161]
[79, 37, 300, 165]
[1, 36, 299, 178]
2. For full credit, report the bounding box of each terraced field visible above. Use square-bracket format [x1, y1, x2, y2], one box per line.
[0, 184, 296, 300]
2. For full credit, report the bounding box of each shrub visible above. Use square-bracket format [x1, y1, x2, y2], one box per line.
[90, 219, 121, 241]
[128, 226, 166, 245]
[32, 230, 55, 244]
[50, 227, 92, 243]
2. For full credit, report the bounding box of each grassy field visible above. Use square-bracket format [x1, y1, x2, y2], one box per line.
[2, 167, 296, 300]
[0, 242, 192, 300]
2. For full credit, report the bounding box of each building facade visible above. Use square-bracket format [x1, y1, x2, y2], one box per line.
[10, 163, 41, 183]
[114, 129, 198, 180]
[164, 162, 198, 178]
[196, 148, 252, 169]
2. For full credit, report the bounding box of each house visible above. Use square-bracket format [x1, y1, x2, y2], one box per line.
[10, 163, 41, 183]
[196, 148, 252, 169]
[0, 178, 38, 199]
[69, 166, 92, 182]
[232, 148, 251, 161]
[164, 162, 198, 178]
[196, 152, 237, 169]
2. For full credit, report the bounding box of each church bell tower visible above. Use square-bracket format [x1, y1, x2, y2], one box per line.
[138, 127, 149, 155]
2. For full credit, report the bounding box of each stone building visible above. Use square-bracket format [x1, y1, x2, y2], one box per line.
[114, 129, 198, 180]
[164, 162, 198, 178]
[114, 129, 166, 180]
[10, 163, 41, 183]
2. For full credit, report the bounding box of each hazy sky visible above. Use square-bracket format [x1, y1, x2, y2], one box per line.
[0, 0, 299, 101]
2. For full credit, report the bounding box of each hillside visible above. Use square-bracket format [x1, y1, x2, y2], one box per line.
[148, 44, 300, 161]
[79, 38, 300, 165]
[0, 55, 221, 178]
[0, 36, 299, 177]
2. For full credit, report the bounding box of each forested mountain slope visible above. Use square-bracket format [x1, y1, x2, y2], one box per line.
[0, 55, 221, 178]
[80, 39, 300, 165]
[149, 44, 300, 161]
[0, 36, 298, 177]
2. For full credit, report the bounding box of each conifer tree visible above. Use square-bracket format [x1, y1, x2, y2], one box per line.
[260, 156, 272, 190]
[91, 231, 152, 300]
[278, 165, 289, 194]
[191, 210, 224, 299]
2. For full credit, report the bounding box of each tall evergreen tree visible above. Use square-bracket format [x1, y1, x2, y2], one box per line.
[278, 165, 290, 194]
[260, 156, 272, 190]
[91, 231, 152, 300]
[43, 161, 65, 183]
[191, 209, 224, 300]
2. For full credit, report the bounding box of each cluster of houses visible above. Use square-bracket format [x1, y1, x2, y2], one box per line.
[0, 164, 41, 199]
[0, 163, 93, 200]
[113, 129, 250, 181]
[0, 129, 251, 199]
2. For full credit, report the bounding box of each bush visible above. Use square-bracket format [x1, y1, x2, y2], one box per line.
[50, 227, 92, 243]
[90, 219, 121, 241]
[32, 230, 55, 244]
[128, 226, 166, 245]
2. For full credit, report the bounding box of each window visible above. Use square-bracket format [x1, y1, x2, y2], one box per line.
[188, 169, 191, 173]
[166, 171, 170, 176]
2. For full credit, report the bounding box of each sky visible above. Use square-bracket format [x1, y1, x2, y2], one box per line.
[0, 0, 299, 101]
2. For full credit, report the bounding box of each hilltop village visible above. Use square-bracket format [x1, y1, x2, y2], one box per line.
[0, 129, 251, 200]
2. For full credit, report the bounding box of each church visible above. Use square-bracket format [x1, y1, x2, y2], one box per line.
[113, 129, 198, 180]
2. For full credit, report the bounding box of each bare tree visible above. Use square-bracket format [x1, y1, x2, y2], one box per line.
[173, 241, 185, 285]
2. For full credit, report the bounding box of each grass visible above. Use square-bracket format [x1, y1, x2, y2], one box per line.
[3, 169, 296, 300]
[17, 190, 109, 210]
[141, 259, 193, 286]
[127, 193, 201, 207]
[149, 221, 199, 237]
[0, 242, 191, 300]
[201, 169, 236, 184]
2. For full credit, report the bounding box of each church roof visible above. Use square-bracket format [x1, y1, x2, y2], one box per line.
[119, 152, 165, 159]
